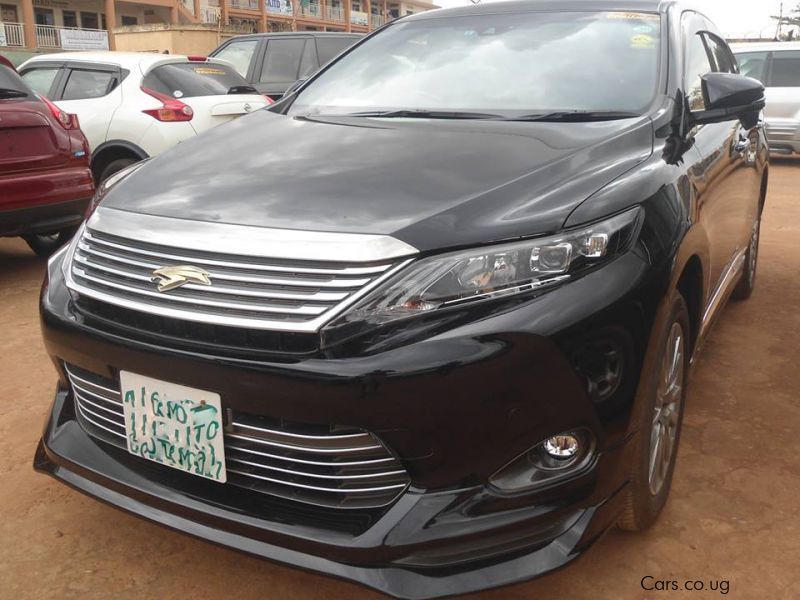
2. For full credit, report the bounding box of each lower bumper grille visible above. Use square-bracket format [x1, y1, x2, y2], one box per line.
[65, 364, 411, 509]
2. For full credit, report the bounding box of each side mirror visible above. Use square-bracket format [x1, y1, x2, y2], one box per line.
[691, 72, 765, 127]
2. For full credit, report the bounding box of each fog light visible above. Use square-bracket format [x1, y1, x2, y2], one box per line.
[543, 434, 580, 459]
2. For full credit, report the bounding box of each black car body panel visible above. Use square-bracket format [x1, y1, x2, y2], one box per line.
[36, 1, 768, 598]
[104, 112, 654, 249]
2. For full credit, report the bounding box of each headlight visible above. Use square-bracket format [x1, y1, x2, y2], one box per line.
[84, 159, 150, 218]
[328, 207, 642, 330]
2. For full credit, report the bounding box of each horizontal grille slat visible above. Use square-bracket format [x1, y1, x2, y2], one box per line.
[74, 251, 354, 301]
[64, 364, 411, 509]
[83, 231, 394, 276]
[68, 227, 411, 333]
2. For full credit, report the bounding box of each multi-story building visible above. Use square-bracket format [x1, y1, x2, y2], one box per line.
[0, 0, 438, 51]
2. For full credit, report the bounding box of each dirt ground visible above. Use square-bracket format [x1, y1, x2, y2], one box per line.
[1, 163, 799, 600]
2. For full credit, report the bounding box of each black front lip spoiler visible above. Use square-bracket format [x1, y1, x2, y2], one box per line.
[34, 434, 626, 599]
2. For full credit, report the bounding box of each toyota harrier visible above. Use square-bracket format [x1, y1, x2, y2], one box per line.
[35, 1, 768, 598]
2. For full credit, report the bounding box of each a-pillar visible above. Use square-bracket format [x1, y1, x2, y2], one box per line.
[104, 0, 116, 49]
[21, 0, 35, 50]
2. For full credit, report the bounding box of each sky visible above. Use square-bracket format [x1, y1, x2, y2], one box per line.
[432, 0, 790, 39]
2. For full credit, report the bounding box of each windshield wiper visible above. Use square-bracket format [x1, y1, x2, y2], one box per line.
[343, 109, 506, 120]
[0, 88, 28, 99]
[505, 110, 641, 122]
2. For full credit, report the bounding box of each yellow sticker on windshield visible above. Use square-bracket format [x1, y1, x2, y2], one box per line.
[193, 67, 227, 76]
[631, 34, 656, 49]
[607, 12, 660, 20]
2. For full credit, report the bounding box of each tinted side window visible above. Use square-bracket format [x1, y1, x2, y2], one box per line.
[62, 69, 116, 100]
[685, 32, 714, 111]
[142, 63, 249, 98]
[768, 51, 800, 87]
[214, 39, 259, 78]
[260, 38, 306, 84]
[704, 33, 736, 73]
[298, 39, 317, 78]
[21, 66, 60, 97]
[316, 37, 357, 65]
[736, 51, 768, 83]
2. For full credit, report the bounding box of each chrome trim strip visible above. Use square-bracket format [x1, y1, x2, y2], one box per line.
[224, 442, 395, 467]
[225, 432, 383, 454]
[74, 392, 125, 420]
[72, 267, 329, 316]
[226, 457, 405, 480]
[74, 249, 363, 294]
[700, 248, 747, 337]
[65, 252, 415, 332]
[88, 207, 419, 262]
[75, 404, 126, 438]
[64, 366, 120, 398]
[70, 380, 123, 406]
[75, 398, 126, 428]
[226, 468, 408, 494]
[232, 421, 374, 442]
[81, 233, 393, 276]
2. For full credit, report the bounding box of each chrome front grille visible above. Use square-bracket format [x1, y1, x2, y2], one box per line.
[68, 227, 403, 332]
[65, 364, 411, 509]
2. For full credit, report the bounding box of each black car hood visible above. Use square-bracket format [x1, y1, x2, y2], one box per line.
[106, 110, 653, 252]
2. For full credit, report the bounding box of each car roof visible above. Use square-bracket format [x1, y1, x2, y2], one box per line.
[23, 51, 218, 69]
[225, 31, 363, 40]
[403, 0, 674, 20]
[730, 41, 800, 53]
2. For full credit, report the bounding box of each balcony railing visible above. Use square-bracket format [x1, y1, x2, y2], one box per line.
[326, 6, 344, 21]
[0, 22, 25, 47]
[35, 24, 109, 50]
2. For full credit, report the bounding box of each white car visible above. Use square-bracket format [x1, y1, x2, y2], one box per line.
[732, 41, 800, 154]
[19, 52, 271, 182]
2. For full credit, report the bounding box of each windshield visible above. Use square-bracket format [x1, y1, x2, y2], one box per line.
[289, 11, 662, 119]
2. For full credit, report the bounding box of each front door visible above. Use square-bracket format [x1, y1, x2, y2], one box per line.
[683, 14, 760, 294]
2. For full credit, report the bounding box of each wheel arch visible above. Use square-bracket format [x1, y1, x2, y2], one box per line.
[675, 255, 703, 355]
[90, 141, 149, 184]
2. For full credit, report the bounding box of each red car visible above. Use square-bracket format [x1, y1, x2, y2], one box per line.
[0, 54, 93, 256]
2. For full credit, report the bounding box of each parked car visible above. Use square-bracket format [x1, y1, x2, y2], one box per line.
[732, 41, 800, 154]
[0, 54, 93, 256]
[211, 32, 362, 99]
[18, 52, 271, 183]
[36, 2, 767, 598]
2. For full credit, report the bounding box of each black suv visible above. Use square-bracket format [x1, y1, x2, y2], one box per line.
[210, 31, 362, 99]
[37, 2, 767, 598]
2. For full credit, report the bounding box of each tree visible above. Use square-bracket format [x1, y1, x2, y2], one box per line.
[772, 3, 800, 40]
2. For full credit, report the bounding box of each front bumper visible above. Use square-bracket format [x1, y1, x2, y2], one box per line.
[36, 247, 655, 598]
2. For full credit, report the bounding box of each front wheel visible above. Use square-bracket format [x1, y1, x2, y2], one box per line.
[618, 293, 690, 531]
[23, 227, 78, 257]
[731, 215, 761, 301]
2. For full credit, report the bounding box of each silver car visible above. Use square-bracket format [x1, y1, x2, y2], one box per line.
[733, 41, 800, 154]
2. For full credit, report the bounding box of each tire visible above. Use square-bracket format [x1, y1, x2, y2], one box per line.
[731, 215, 761, 301]
[98, 157, 137, 185]
[618, 293, 690, 531]
[23, 226, 78, 257]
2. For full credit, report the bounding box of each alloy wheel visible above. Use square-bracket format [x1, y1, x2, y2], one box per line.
[648, 322, 684, 495]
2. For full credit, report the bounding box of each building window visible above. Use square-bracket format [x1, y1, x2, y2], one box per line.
[0, 3, 18, 22]
[81, 11, 99, 29]
[62, 10, 77, 28]
[34, 8, 55, 26]
[121, 15, 138, 26]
